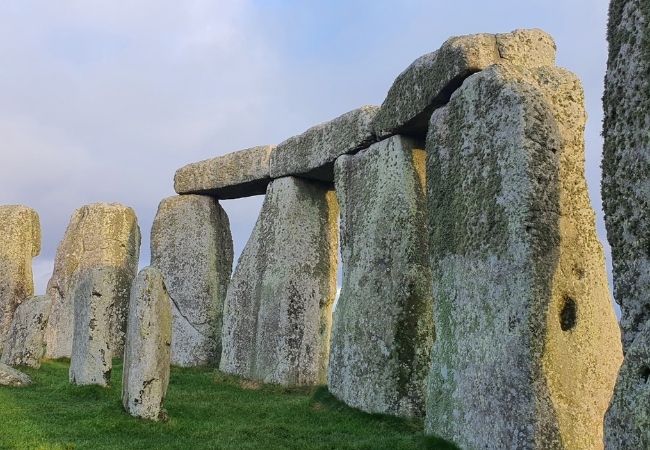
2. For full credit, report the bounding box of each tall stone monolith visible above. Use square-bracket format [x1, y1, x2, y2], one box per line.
[602, 1, 650, 447]
[45, 203, 140, 359]
[328, 135, 433, 418]
[0, 206, 40, 357]
[220, 176, 338, 386]
[425, 64, 622, 449]
[122, 267, 172, 421]
[70, 267, 132, 386]
[1, 295, 50, 368]
[151, 195, 233, 367]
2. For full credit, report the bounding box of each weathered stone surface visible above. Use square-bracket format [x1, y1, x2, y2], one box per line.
[174, 145, 274, 199]
[151, 195, 233, 367]
[220, 177, 338, 386]
[1, 295, 50, 368]
[602, 0, 650, 352]
[0, 362, 31, 387]
[45, 203, 140, 359]
[425, 64, 622, 449]
[328, 135, 433, 418]
[0, 205, 40, 356]
[69, 268, 131, 386]
[270, 106, 379, 182]
[122, 267, 172, 421]
[372, 28, 556, 137]
[605, 320, 650, 449]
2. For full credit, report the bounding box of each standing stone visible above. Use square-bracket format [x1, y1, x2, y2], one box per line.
[220, 177, 338, 386]
[0, 363, 32, 387]
[371, 29, 556, 138]
[45, 203, 140, 359]
[602, 0, 650, 352]
[328, 135, 433, 418]
[425, 64, 622, 449]
[151, 195, 233, 367]
[603, 1, 650, 447]
[70, 268, 131, 386]
[0, 206, 40, 356]
[270, 106, 379, 182]
[122, 267, 172, 421]
[1, 295, 50, 368]
[174, 145, 274, 199]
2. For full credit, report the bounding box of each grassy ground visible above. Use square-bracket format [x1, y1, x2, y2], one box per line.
[0, 360, 456, 450]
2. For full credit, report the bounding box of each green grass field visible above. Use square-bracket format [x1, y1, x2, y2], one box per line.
[0, 360, 456, 450]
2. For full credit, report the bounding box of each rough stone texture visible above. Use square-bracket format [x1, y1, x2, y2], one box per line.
[1, 295, 50, 368]
[174, 145, 274, 199]
[151, 195, 233, 367]
[328, 135, 433, 418]
[0, 205, 40, 356]
[69, 268, 131, 386]
[0, 362, 31, 387]
[372, 28, 556, 137]
[425, 64, 622, 449]
[45, 203, 141, 359]
[220, 177, 338, 386]
[605, 320, 650, 449]
[122, 267, 172, 421]
[602, 0, 650, 352]
[603, 2, 650, 447]
[270, 106, 379, 182]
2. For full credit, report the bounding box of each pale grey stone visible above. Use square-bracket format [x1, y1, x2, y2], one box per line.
[372, 29, 556, 137]
[602, 0, 650, 352]
[174, 145, 274, 199]
[70, 267, 131, 386]
[122, 267, 172, 421]
[327, 135, 433, 418]
[0, 205, 40, 356]
[45, 203, 140, 359]
[1, 295, 50, 368]
[0, 362, 31, 387]
[425, 64, 621, 449]
[270, 106, 379, 182]
[605, 320, 650, 449]
[151, 195, 233, 367]
[220, 177, 338, 386]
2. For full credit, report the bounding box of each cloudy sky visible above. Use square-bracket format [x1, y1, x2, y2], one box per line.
[0, 0, 612, 295]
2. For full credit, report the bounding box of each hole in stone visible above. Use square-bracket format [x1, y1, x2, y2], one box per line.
[640, 366, 650, 384]
[560, 296, 577, 331]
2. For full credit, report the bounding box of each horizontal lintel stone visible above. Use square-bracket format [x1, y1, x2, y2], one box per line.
[269, 106, 379, 182]
[174, 145, 274, 199]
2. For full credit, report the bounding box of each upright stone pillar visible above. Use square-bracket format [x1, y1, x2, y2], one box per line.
[70, 267, 132, 386]
[122, 267, 172, 421]
[603, 1, 650, 447]
[328, 135, 433, 418]
[220, 177, 338, 386]
[0, 206, 40, 356]
[45, 203, 140, 358]
[426, 64, 622, 449]
[151, 195, 233, 367]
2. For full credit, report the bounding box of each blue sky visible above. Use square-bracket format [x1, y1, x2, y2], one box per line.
[0, 0, 612, 295]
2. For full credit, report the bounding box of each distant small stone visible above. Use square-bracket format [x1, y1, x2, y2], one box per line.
[174, 145, 274, 199]
[1, 295, 50, 369]
[0, 362, 32, 387]
[122, 267, 172, 421]
[270, 106, 379, 182]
